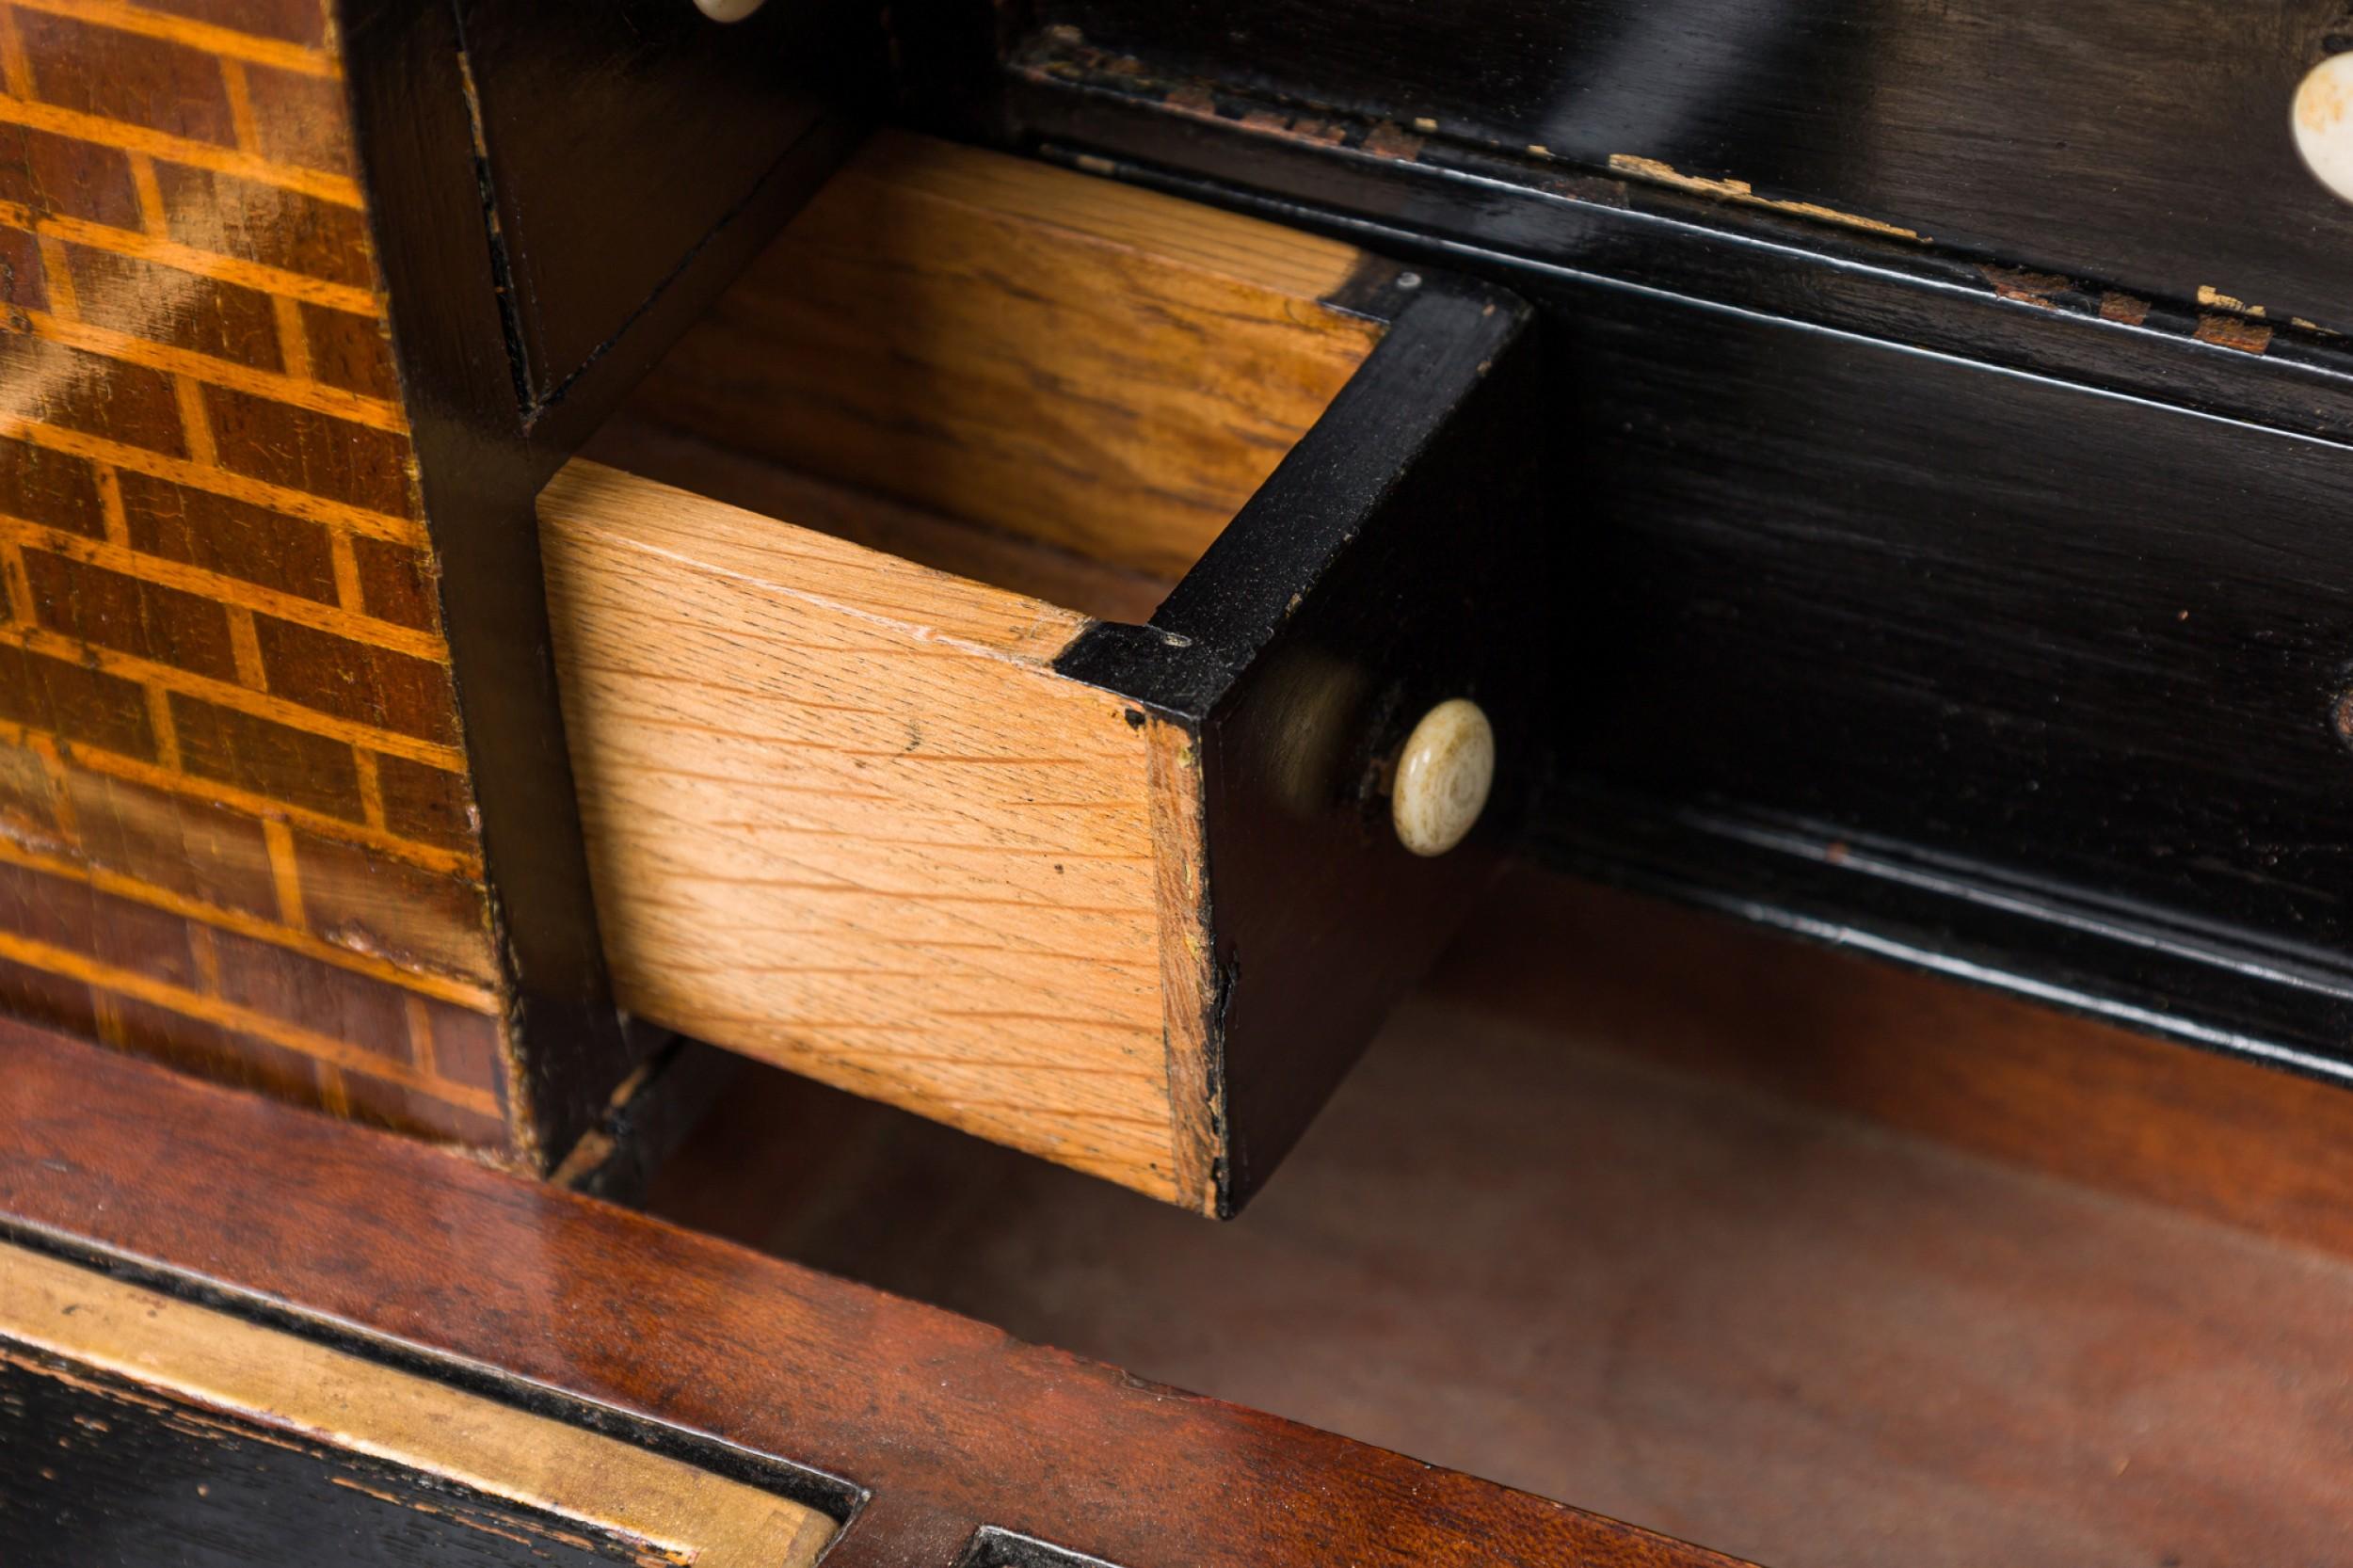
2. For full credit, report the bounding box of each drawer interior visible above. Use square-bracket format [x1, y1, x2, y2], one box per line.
[539, 132, 1408, 1208]
[578, 130, 1385, 622]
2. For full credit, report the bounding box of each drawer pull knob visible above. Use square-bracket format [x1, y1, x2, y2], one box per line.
[693, 0, 766, 20]
[1391, 698, 1496, 857]
[2294, 55, 2353, 204]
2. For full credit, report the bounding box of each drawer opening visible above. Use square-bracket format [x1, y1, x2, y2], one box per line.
[537, 130, 1515, 1214]
[646, 870, 2353, 1568]
[575, 130, 1388, 624]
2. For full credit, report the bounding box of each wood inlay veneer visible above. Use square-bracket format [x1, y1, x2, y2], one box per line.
[0, 0, 509, 1153]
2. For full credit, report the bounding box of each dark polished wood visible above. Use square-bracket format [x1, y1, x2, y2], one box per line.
[650, 869, 2353, 1568]
[1060, 269, 1545, 1209]
[981, 33, 2353, 1100]
[0, 1015, 1752, 1568]
[458, 0, 885, 415]
[1016, 0, 2353, 342]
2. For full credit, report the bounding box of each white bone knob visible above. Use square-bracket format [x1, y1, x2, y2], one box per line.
[2294, 56, 2353, 204]
[694, 0, 766, 21]
[1391, 698, 1495, 857]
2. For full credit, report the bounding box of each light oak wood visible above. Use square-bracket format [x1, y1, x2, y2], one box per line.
[540, 461, 1210, 1206]
[0, 1242, 836, 1567]
[616, 130, 1382, 580]
[584, 419, 1176, 624]
[541, 135, 1389, 1208]
[1145, 716, 1221, 1200]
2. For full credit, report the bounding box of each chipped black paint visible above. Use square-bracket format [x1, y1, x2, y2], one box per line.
[1057, 271, 1544, 1212]
[0, 1348, 648, 1568]
[991, 72, 2353, 1090]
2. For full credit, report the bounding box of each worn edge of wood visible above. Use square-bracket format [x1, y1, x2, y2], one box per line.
[0, 1241, 837, 1568]
[539, 459, 1093, 661]
[338, 0, 639, 1171]
[1145, 715, 1219, 1213]
[850, 128, 1369, 303]
[538, 458, 1197, 1203]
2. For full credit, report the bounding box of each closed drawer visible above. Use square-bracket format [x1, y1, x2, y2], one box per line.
[537, 134, 1539, 1213]
[1009, 4, 2353, 341]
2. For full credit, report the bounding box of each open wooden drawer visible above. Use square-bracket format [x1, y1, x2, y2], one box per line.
[536, 133, 1543, 1214]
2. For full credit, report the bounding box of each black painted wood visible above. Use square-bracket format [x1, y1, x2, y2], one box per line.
[0, 1349, 643, 1568]
[986, 50, 2353, 1090]
[339, 0, 636, 1169]
[1000, 41, 2353, 452]
[1058, 271, 1542, 1210]
[1018, 0, 2353, 339]
[559, 1034, 745, 1204]
[461, 0, 883, 414]
[334, 0, 873, 1166]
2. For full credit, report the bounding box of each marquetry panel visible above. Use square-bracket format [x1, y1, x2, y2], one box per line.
[0, 0, 507, 1151]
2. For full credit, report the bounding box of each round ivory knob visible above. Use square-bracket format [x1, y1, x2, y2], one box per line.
[694, 0, 766, 20]
[1391, 697, 1495, 857]
[2295, 56, 2353, 204]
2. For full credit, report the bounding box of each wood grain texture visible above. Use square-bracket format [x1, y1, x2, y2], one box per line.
[0, 0, 509, 1151]
[0, 1242, 836, 1568]
[1144, 715, 1217, 1201]
[582, 420, 1173, 625]
[539, 134, 1401, 1208]
[335, 0, 876, 1171]
[616, 129, 1380, 580]
[0, 1016, 1757, 1568]
[538, 460, 1206, 1206]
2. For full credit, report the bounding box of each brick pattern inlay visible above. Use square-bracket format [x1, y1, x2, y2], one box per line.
[0, 0, 508, 1152]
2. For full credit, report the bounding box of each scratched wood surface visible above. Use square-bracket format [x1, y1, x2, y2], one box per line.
[0, 0, 512, 1150]
[997, 17, 2353, 1096]
[1014, 0, 2353, 341]
[539, 460, 1207, 1204]
[616, 129, 1381, 580]
[0, 1242, 836, 1567]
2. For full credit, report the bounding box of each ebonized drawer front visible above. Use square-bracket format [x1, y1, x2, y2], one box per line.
[966, 93, 2353, 1136]
[1538, 278, 2353, 1064]
[537, 135, 1538, 1213]
[1020, 2, 2353, 340]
